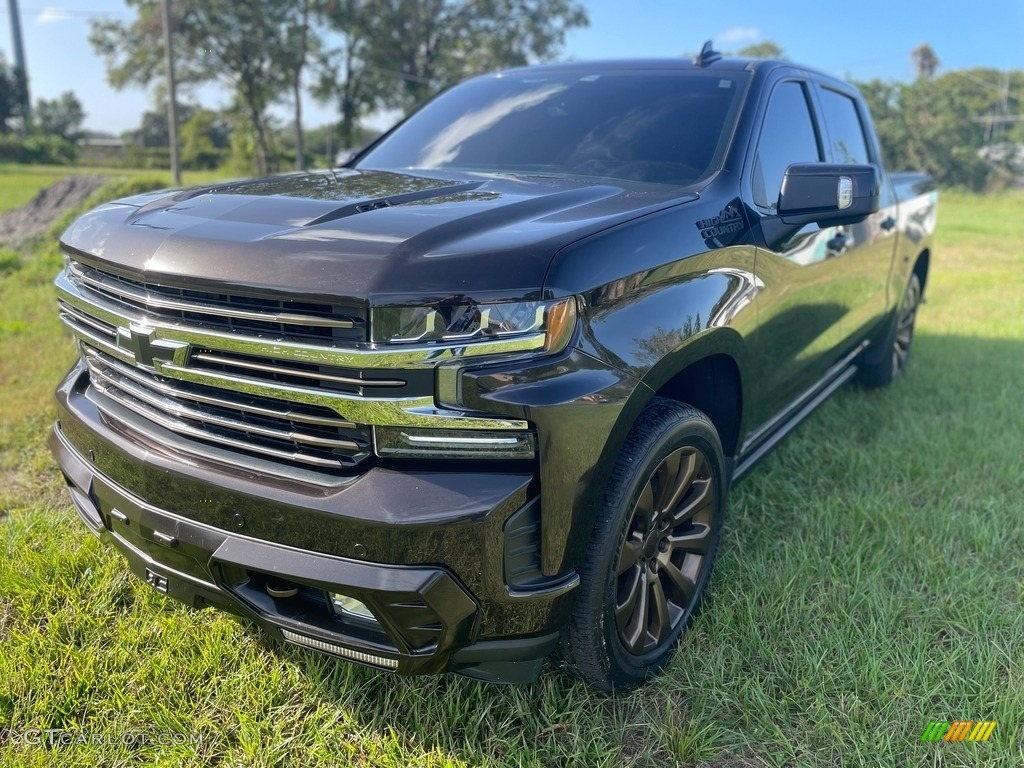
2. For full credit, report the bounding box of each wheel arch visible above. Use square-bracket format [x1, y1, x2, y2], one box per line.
[649, 353, 743, 459]
[634, 328, 747, 458]
[570, 329, 749, 569]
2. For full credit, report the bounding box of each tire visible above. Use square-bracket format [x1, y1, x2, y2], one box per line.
[858, 271, 923, 389]
[558, 398, 726, 692]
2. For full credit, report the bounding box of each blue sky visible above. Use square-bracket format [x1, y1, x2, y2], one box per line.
[1, 0, 1022, 135]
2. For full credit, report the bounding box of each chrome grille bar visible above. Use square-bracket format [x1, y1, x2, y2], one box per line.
[84, 348, 357, 429]
[89, 385, 346, 469]
[86, 355, 362, 452]
[190, 351, 406, 389]
[59, 300, 118, 340]
[59, 306, 135, 365]
[83, 350, 366, 468]
[70, 260, 361, 330]
[56, 267, 546, 373]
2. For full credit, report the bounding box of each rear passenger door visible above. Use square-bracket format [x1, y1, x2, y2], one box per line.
[812, 83, 898, 341]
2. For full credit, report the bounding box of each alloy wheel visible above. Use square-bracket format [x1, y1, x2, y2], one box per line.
[614, 446, 717, 656]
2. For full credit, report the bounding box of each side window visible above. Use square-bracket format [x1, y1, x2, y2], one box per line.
[818, 88, 871, 164]
[753, 82, 821, 210]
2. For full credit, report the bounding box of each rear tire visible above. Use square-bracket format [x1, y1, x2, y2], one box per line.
[859, 271, 922, 389]
[558, 398, 726, 692]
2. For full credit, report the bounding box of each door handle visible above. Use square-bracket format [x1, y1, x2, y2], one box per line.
[880, 216, 897, 231]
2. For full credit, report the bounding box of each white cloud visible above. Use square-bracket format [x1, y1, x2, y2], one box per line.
[37, 7, 72, 25]
[716, 26, 760, 45]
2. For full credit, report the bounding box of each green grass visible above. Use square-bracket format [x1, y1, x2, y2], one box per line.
[1, 172, 1022, 766]
[0, 163, 232, 212]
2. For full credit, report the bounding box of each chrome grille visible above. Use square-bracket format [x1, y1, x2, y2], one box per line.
[68, 259, 366, 343]
[55, 257, 532, 476]
[58, 260, 417, 399]
[84, 347, 371, 470]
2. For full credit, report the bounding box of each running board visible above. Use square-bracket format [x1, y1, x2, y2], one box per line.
[732, 363, 858, 483]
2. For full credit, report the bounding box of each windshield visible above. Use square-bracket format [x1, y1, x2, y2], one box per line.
[356, 69, 750, 187]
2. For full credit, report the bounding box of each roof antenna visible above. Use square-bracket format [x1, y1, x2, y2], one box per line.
[693, 40, 722, 67]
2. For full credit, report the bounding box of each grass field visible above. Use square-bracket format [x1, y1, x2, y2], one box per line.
[1, 165, 1022, 767]
[0, 163, 231, 213]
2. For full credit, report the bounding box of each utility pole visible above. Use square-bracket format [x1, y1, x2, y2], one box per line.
[996, 70, 1011, 145]
[6, 0, 31, 131]
[161, 0, 182, 185]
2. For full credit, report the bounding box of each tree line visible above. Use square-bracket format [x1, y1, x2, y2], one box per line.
[0, 55, 87, 164]
[854, 66, 1024, 190]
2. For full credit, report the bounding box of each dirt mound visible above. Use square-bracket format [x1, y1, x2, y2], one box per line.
[0, 174, 108, 245]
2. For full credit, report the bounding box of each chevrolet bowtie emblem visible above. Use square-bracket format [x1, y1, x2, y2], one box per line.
[116, 324, 189, 369]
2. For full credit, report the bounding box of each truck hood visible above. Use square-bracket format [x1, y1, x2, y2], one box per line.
[60, 168, 696, 304]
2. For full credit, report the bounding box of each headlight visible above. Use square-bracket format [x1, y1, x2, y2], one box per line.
[372, 297, 577, 354]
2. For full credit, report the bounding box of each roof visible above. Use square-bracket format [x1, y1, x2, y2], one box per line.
[494, 57, 837, 82]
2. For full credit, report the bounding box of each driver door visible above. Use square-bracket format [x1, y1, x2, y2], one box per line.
[746, 79, 853, 434]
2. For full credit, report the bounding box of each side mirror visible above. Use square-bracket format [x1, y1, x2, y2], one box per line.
[777, 163, 880, 226]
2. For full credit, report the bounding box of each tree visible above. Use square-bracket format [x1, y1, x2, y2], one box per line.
[360, 0, 589, 112]
[91, 0, 319, 175]
[312, 0, 388, 149]
[188, 1, 291, 174]
[180, 108, 231, 168]
[737, 42, 784, 59]
[33, 92, 86, 141]
[125, 105, 196, 147]
[853, 78, 906, 169]
[313, 0, 586, 152]
[911, 44, 939, 80]
[854, 66, 1023, 189]
[282, 0, 315, 170]
[0, 55, 28, 133]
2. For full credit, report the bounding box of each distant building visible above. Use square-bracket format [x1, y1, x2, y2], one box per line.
[978, 143, 1024, 185]
[78, 137, 126, 165]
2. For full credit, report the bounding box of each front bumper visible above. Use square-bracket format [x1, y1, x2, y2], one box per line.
[49, 362, 575, 683]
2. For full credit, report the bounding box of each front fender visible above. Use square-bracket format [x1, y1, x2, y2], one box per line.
[517, 254, 758, 575]
[554, 247, 759, 574]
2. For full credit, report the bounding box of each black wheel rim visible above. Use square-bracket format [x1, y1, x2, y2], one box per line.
[614, 446, 717, 656]
[892, 277, 921, 378]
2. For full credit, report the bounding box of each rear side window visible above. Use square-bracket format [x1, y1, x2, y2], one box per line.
[818, 88, 871, 164]
[753, 82, 821, 209]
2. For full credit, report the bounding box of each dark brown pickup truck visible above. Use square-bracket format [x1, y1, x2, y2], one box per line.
[51, 49, 937, 690]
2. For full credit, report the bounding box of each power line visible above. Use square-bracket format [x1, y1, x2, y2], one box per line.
[955, 70, 1022, 144]
[949, 69, 1011, 93]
